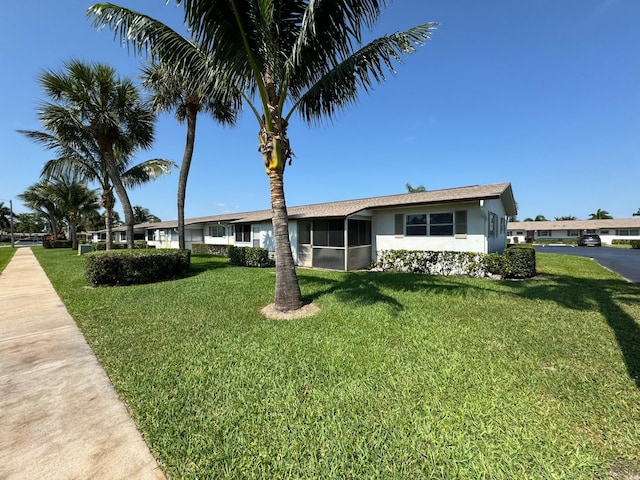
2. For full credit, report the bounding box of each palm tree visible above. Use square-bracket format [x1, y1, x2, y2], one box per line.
[19, 60, 167, 249]
[632, 208, 640, 217]
[141, 59, 237, 249]
[0, 201, 14, 233]
[90, 1, 437, 312]
[18, 181, 64, 238]
[406, 183, 426, 193]
[589, 209, 613, 220]
[133, 205, 161, 224]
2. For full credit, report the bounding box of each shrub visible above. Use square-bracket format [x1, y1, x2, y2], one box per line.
[228, 246, 272, 267]
[85, 249, 191, 286]
[373, 247, 536, 279]
[631, 240, 640, 249]
[502, 244, 536, 279]
[192, 243, 230, 256]
[91, 242, 126, 251]
[43, 239, 73, 249]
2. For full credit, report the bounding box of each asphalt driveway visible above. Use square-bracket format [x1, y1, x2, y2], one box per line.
[534, 245, 640, 285]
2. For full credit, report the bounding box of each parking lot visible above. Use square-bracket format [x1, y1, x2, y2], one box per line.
[534, 245, 640, 285]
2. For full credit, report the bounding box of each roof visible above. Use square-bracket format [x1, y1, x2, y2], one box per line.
[507, 218, 640, 231]
[158, 182, 516, 226]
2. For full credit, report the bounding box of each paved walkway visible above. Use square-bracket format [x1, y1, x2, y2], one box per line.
[0, 248, 166, 480]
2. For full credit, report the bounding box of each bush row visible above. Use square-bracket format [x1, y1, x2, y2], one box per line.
[631, 240, 640, 249]
[43, 239, 73, 249]
[228, 246, 273, 267]
[373, 245, 536, 279]
[91, 241, 151, 251]
[85, 249, 191, 286]
[192, 243, 231, 256]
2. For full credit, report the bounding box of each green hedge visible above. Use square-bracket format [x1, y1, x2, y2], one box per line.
[85, 249, 191, 286]
[43, 239, 73, 249]
[502, 244, 536, 279]
[228, 246, 272, 267]
[374, 246, 536, 279]
[192, 243, 230, 256]
[91, 241, 150, 251]
[631, 240, 640, 249]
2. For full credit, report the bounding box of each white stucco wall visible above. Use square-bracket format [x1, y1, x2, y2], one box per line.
[372, 201, 501, 257]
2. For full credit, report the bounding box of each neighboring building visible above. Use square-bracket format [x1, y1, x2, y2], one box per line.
[507, 219, 640, 244]
[91, 182, 517, 271]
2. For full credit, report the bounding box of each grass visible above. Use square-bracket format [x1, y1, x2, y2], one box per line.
[0, 247, 16, 274]
[33, 248, 640, 479]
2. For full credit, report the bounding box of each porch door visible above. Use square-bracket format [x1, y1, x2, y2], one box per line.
[297, 221, 312, 267]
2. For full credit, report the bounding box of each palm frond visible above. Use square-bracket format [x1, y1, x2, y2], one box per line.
[292, 23, 437, 123]
[121, 158, 177, 188]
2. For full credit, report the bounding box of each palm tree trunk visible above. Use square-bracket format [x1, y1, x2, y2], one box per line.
[103, 152, 135, 249]
[269, 170, 303, 312]
[104, 206, 113, 250]
[178, 106, 197, 251]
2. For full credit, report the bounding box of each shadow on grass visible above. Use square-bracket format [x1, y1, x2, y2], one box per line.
[298, 270, 477, 315]
[510, 274, 640, 388]
[299, 268, 640, 387]
[188, 255, 235, 275]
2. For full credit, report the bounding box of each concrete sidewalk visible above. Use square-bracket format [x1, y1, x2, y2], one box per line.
[0, 248, 166, 480]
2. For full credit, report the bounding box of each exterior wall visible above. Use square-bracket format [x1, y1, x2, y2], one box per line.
[483, 198, 509, 254]
[147, 227, 204, 249]
[372, 202, 497, 257]
[507, 228, 640, 245]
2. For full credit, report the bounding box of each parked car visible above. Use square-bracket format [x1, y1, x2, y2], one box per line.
[578, 234, 602, 247]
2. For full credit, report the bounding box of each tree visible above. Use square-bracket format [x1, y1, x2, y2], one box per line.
[19, 60, 171, 249]
[406, 183, 426, 193]
[534, 215, 548, 221]
[589, 209, 613, 220]
[15, 213, 47, 234]
[141, 59, 237, 249]
[633, 208, 640, 217]
[554, 216, 577, 221]
[18, 181, 64, 237]
[19, 176, 100, 249]
[0, 201, 15, 233]
[90, 1, 436, 312]
[133, 205, 161, 224]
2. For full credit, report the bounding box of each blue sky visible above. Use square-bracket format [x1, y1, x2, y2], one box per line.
[1, 0, 639, 222]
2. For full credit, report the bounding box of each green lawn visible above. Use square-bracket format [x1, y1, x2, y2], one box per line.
[0, 247, 16, 274]
[33, 248, 640, 479]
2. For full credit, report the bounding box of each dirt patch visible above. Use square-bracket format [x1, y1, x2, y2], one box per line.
[608, 459, 640, 480]
[260, 302, 320, 320]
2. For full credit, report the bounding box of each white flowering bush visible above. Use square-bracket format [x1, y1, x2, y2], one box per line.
[372, 250, 502, 278]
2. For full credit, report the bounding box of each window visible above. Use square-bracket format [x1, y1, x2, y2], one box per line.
[455, 211, 467, 235]
[567, 230, 580, 237]
[616, 229, 640, 236]
[499, 217, 505, 234]
[209, 225, 226, 237]
[429, 212, 453, 236]
[538, 230, 551, 237]
[406, 214, 427, 236]
[488, 213, 497, 237]
[348, 220, 371, 246]
[394, 214, 404, 235]
[299, 222, 311, 245]
[404, 210, 467, 236]
[313, 219, 344, 247]
[235, 224, 251, 242]
[146, 230, 155, 241]
[600, 230, 609, 235]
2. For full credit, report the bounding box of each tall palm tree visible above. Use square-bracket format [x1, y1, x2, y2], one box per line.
[48, 175, 101, 249]
[589, 209, 613, 220]
[19, 60, 166, 249]
[141, 59, 237, 249]
[90, 1, 437, 312]
[0, 202, 14, 233]
[18, 181, 64, 238]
